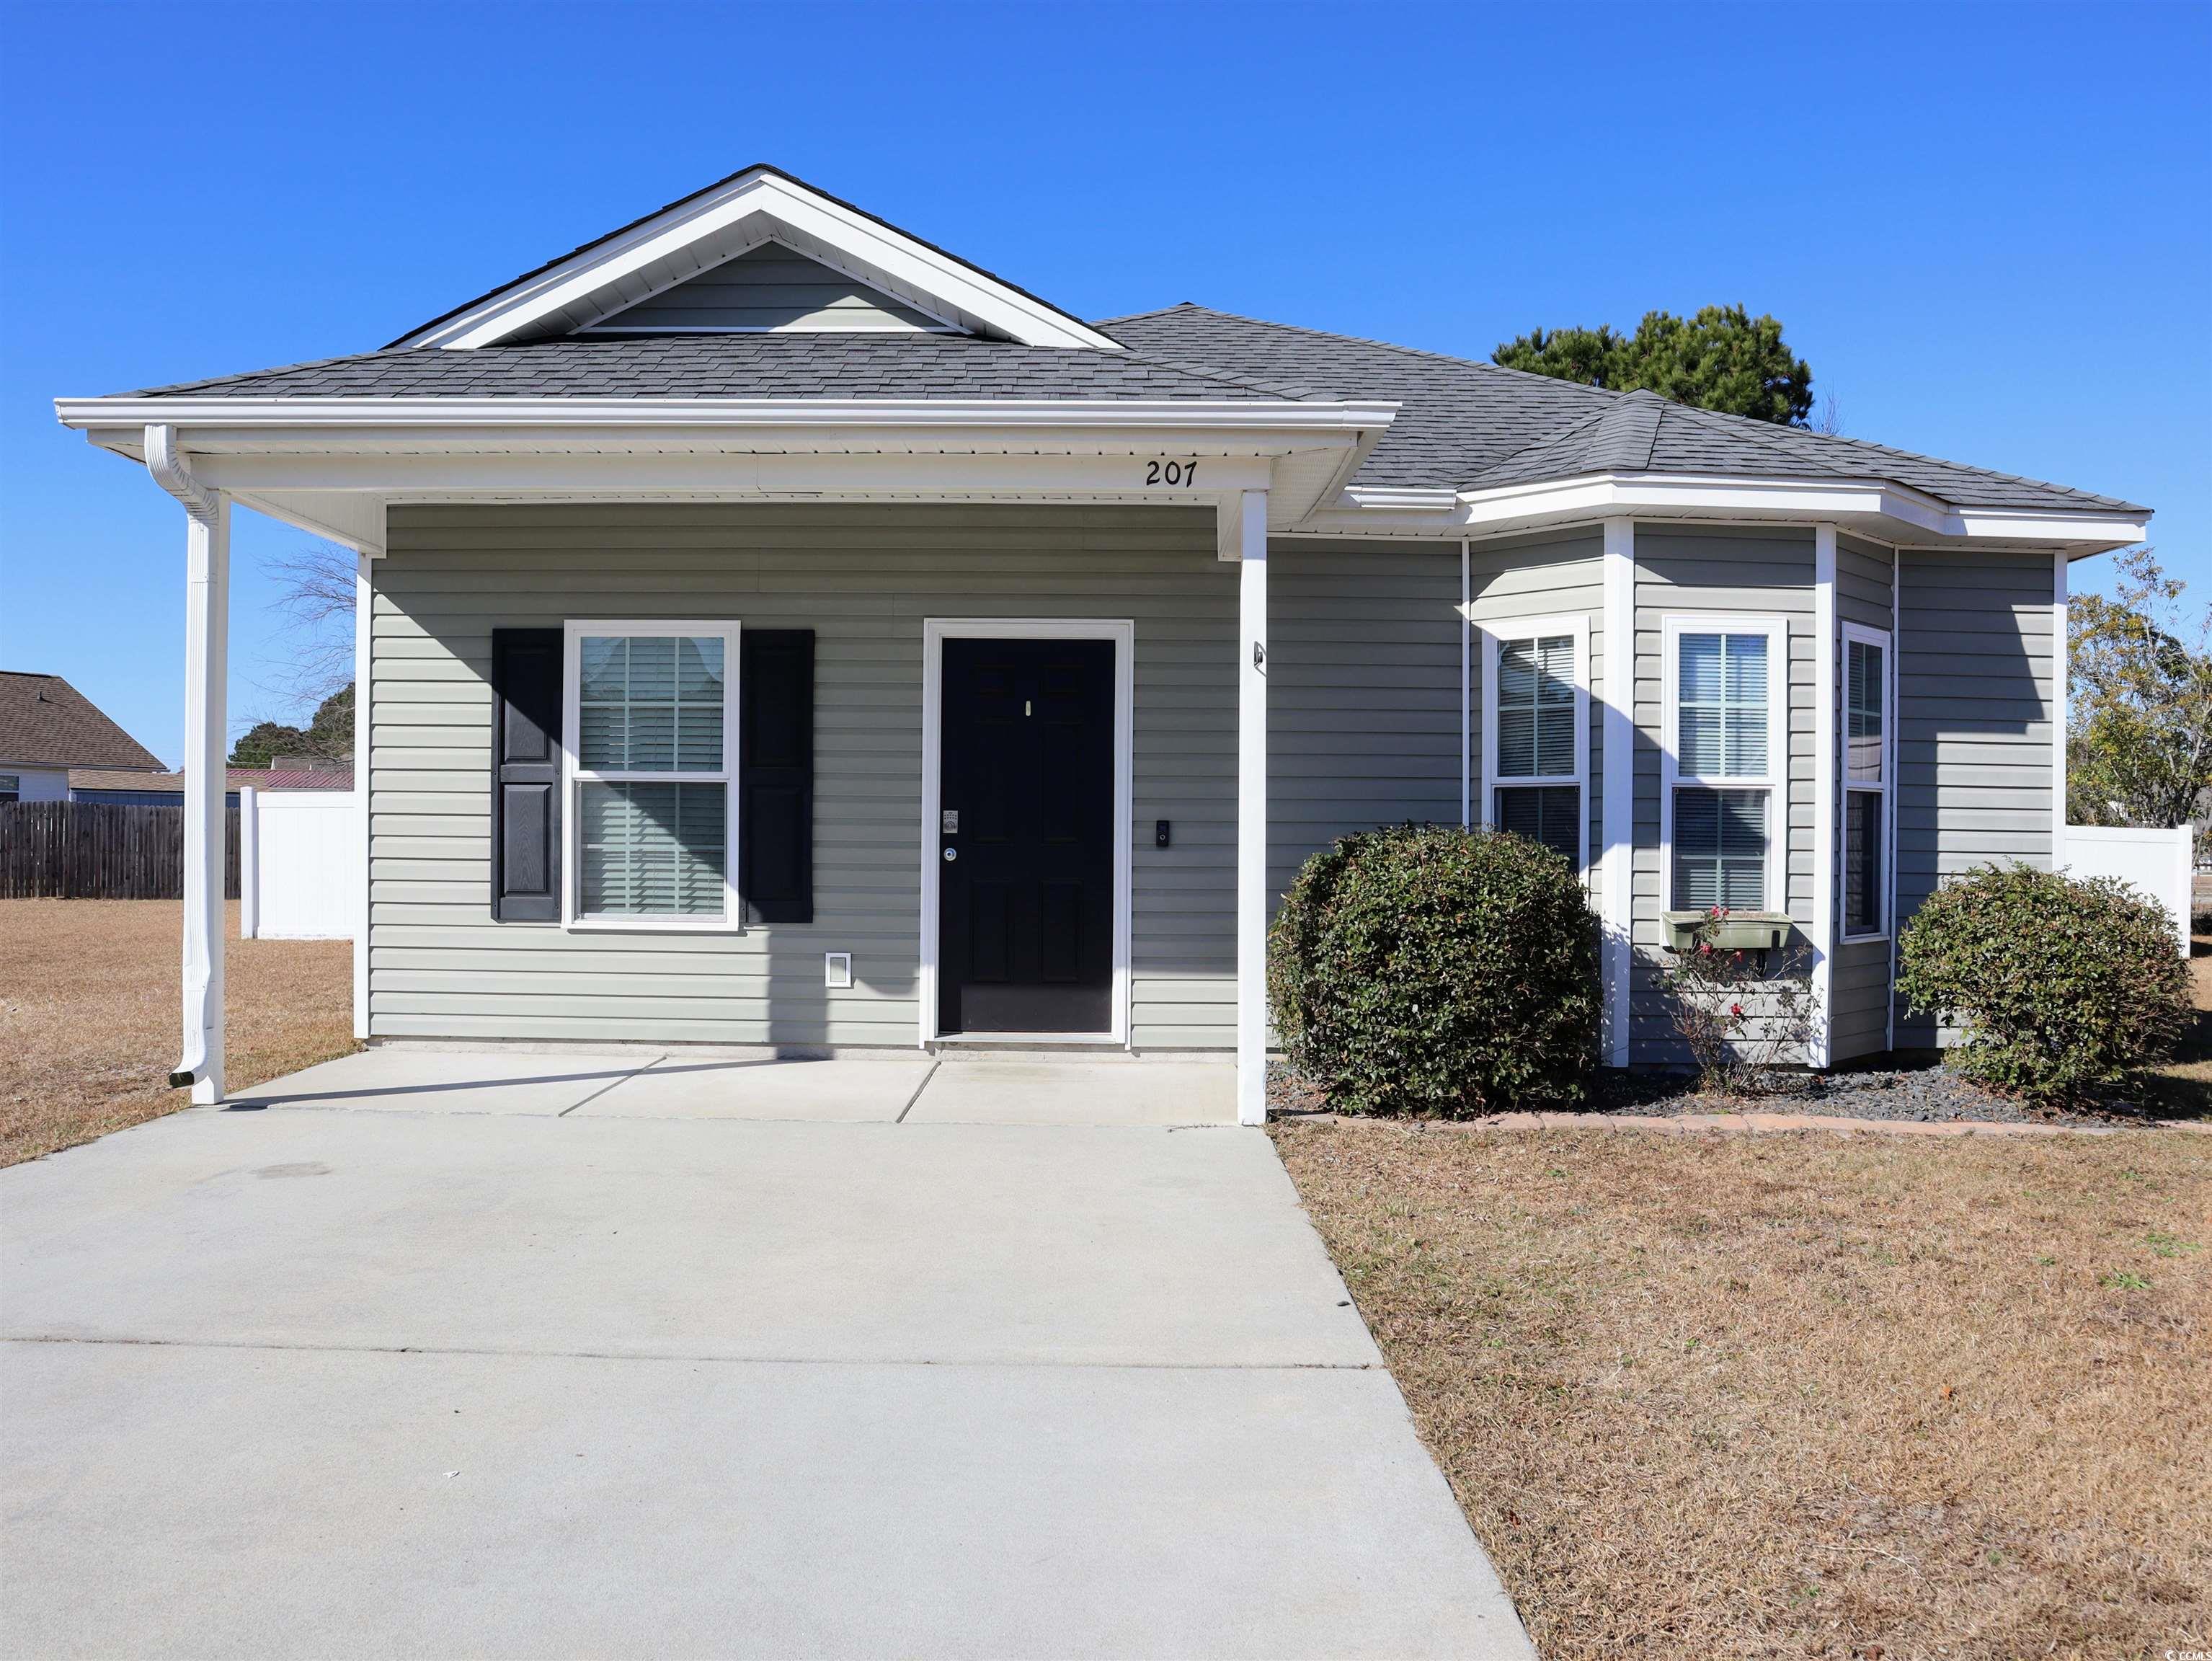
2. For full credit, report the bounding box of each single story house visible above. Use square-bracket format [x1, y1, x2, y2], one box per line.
[0, 671, 166, 804]
[53, 165, 2150, 1119]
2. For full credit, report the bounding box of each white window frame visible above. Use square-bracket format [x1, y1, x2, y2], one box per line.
[561, 619, 742, 933]
[1660, 614, 1790, 914]
[1842, 621, 1893, 940]
[1478, 614, 1590, 875]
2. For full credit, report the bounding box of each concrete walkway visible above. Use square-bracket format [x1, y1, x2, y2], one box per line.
[2, 1050, 1534, 1660]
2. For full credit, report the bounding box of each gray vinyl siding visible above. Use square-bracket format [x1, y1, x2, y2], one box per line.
[1832, 534, 1899, 1060]
[1893, 548, 2058, 1046]
[1467, 528, 1606, 887]
[1630, 525, 1816, 1062]
[1267, 541, 1462, 900]
[367, 503, 1230, 1050]
[585, 244, 943, 333]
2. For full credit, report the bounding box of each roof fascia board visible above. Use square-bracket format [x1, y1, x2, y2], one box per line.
[389, 172, 1123, 353]
[61, 396, 1389, 435]
[1300, 470, 2146, 550]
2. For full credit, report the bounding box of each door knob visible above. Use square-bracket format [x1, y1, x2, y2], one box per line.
[943, 846, 958, 862]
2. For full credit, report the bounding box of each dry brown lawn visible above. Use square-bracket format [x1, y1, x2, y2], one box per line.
[1274, 1120, 2211, 1661]
[0, 900, 355, 1166]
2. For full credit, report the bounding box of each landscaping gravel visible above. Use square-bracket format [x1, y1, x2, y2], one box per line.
[1266, 1058, 2178, 1128]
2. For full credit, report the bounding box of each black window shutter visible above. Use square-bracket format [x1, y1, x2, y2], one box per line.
[490, 628, 563, 922]
[740, 629, 814, 924]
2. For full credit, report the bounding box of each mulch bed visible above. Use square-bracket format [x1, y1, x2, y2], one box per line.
[1267, 1058, 2195, 1130]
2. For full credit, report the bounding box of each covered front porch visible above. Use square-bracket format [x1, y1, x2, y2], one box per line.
[54, 403, 1396, 1126]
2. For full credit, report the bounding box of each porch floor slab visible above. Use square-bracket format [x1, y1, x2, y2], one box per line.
[2, 1054, 1534, 1659]
[571, 1054, 936, 1122]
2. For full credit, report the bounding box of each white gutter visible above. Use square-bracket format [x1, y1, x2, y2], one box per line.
[1306, 469, 2150, 551]
[56, 396, 1402, 435]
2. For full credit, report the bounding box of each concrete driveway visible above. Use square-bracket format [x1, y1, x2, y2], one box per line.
[2, 1050, 1533, 1660]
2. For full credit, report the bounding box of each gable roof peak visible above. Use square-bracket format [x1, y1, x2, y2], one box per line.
[389, 164, 1122, 355]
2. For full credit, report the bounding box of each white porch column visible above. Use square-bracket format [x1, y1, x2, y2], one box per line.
[1600, 518, 1635, 1066]
[148, 426, 228, 1103]
[1235, 488, 1269, 1126]
[1811, 523, 1838, 1069]
[354, 552, 374, 1040]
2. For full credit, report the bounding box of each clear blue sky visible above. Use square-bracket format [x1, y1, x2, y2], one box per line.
[3, 0, 2206, 766]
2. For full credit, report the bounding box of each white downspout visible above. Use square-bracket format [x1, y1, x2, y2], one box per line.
[1460, 539, 1471, 828]
[147, 423, 229, 1102]
[2053, 551, 2069, 872]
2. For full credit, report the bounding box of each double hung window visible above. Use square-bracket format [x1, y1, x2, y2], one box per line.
[1482, 618, 1587, 869]
[1664, 618, 1786, 913]
[564, 621, 740, 927]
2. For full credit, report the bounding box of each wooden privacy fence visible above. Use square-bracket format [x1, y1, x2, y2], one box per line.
[0, 802, 241, 900]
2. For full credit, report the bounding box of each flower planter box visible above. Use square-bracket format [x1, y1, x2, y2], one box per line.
[1661, 911, 1794, 952]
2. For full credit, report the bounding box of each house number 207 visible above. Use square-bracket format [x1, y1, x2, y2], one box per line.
[1144, 459, 1199, 487]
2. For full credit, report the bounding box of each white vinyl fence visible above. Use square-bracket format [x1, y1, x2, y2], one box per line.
[239, 787, 360, 940]
[2061, 824, 2193, 955]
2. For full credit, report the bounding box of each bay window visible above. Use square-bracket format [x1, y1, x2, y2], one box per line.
[564, 621, 740, 928]
[1663, 616, 1787, 913]
[1481, 616, 1587, 869]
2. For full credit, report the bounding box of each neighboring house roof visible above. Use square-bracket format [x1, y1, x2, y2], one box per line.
[67, 766, 355, 793]
[0, 673, 165, 771]
[1099, 305, 2148, 515]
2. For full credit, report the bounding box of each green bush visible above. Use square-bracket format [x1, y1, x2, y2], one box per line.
[1267, 823, 1601, 1115]
[1895, 863, 2190, 1101]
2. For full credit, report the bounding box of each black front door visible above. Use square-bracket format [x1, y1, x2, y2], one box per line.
[938, 637, 1116, 1034]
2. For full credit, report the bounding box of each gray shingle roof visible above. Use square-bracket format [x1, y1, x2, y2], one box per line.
[105, 304, 2144, 519]
[1101, 305, 2146, 515]
[0, 673, 165, 771]
[124, 334, 1314, 402]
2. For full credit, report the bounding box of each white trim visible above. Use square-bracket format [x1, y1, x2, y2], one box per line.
[1887, 546, 1901, 1052]
[352, 554, 373, 1040]
[1476, 614, 1591, 877]
[1811, 527, 1837, 1067]
[559, 619, 743, 933]
[1459, 540, 1470, 828]
[918, 618, 1136, 1048]
[1600, 518, 1635, 1067]
[1236, 492, 1269, 1125]
[385, 169, 1124, 353]
[1294, 471, 2149, 552]
[63, 397, 1394, 435]
[1841, 619, 1894, 943]
[1658, 614, 1791, 916]
[2053, 551, 2069, 869]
